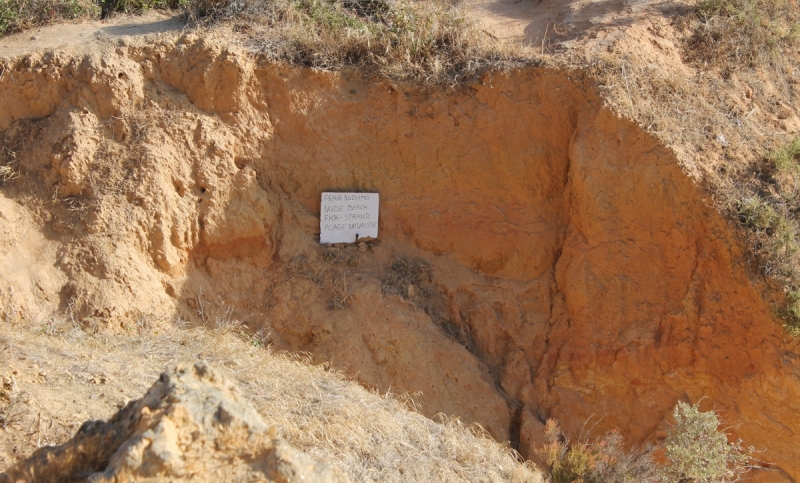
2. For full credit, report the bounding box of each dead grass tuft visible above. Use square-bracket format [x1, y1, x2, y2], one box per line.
[382, 258, 434, 305]
[0, 120, 40, 187]
[0, 0, 188, 34]
[328, 271, 354, 309]
[287, 254, 331, 286]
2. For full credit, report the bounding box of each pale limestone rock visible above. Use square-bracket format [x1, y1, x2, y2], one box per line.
[1, 362, 350, 483]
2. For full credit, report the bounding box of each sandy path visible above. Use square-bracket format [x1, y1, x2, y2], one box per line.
[0, 12, 184, 59]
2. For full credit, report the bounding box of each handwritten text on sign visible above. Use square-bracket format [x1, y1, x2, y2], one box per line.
[320, 192, 379, 244]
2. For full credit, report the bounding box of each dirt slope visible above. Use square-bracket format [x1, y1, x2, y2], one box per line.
[3, 361, 351, 483]
[0, 17, 799, 481]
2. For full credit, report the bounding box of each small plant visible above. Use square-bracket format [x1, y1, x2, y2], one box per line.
[738, 196, 779, 231]
[769, 135, 800, 173]
[328, 271, 354, 309]
[382, 258, 432, 302]
[287, 254, 330, 286]
[736, 196, 800, 260]
[780, 290, 800, 337]
[665, 401, 756, 483]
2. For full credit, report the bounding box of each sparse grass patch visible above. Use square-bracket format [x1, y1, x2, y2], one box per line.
[686, 0, 799, 70]
[769, 135, 800, 173]
[187, 0, 532, 84]
[0, 0, 99, 35]
[287, 254, 331, 286]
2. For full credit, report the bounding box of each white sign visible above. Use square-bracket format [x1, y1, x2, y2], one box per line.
[320, 192, 379, 244]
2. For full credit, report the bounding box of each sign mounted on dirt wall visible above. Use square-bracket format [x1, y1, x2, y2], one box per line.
[320, 192, 379, 244]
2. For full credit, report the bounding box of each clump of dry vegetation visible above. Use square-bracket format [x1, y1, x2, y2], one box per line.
[191, 0, 530, 83]
[382, 258, 435, 306]
[0, 321, 542, 482]
[535, 419, 662, 483]
[686, 0, 799, 70]
[286, 252, 357, 309]
[664, 401, 759, 483]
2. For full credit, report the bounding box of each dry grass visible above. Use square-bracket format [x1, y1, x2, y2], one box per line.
[382, 258, 433, 303]
[328, 271, 355, 309]
[1, 0, 532, 85]
[685, 0, 799, 70]
[188, 0, 532, 84]
[534, 419, 662, 483]
[0, 0, 188, 35]
[0, 321, 541, 482]
[0, 0, 98, 35]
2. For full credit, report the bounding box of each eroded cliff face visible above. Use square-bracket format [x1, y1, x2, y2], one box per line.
[1, 30, 798, 480]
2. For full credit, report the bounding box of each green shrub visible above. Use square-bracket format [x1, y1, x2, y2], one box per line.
[737, 196, 799, 255]
[665, 401, 755, 483]
[769, 135, 800, 173]
[738, 196, 781, 232]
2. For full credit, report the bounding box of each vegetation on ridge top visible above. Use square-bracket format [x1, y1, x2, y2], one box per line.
[193, 0, 528, 83]
[0, 0, 528, 84]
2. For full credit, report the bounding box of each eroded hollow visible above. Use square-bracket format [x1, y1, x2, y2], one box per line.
[1, 36, 799, 478]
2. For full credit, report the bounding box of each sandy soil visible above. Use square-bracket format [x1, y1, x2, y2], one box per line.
[464, 0, 688, 48]
[0, 12, 183, 59]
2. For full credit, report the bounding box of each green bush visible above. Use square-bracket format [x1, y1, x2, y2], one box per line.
[665, 401, 755, 483]
[738, 196, 779, 231]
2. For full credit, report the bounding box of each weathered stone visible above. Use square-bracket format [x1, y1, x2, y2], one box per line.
[1, 362, 350, 483]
